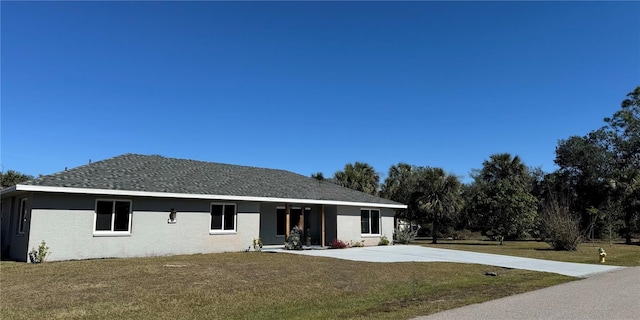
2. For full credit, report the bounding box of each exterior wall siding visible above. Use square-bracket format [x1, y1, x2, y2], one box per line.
[335, 206, 395, 246]
[2, 191, 401, 261]
[322, 205, 337, 246]
[259, 202, 282, 245]
[28, 193, 260, 261]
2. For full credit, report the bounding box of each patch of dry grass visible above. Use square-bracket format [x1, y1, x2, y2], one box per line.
[418, 240, 640, 266]
[0, 251, 573, 319]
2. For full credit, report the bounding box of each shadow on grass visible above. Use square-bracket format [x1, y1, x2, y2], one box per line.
[417, 241, 502, 247]
[436, 242, 501, 246]
[533, 248, 561, 252]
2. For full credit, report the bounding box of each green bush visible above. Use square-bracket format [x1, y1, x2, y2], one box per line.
[394, 227, 416, 244]
[378, 235, 390, 245]
[351, 241, 365, 247]
[541, 198, 582, 251]
[28, 240, 50, 264]
[284, 226, 303, 250]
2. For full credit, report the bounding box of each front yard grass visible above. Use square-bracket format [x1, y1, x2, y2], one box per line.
[417, 240, 640, 266]
[1, 251, 574, 320]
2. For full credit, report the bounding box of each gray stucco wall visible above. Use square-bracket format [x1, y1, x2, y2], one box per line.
[259, 202, 283, 245]
[28, 193, 260, 261]
[324, 205, 337, 246]
[3, 190, 400, 261]
[336, 206, 394, 246]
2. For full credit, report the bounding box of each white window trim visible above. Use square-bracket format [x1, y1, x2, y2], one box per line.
[360, 208, 381, 237]
[93, 199, 133, 236]
[17, 198, 28, 235]
[209, 202, 237, 234]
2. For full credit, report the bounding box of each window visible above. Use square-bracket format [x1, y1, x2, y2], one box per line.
[95, 200, 132, 233]
[361, 209, 380, 235]
[210, 203, 236, 232]
[276, 208, 286, 236]
[17, 198, 28, 234]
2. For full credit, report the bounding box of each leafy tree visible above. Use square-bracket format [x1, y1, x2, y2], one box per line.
[554, 131, 615, 235]
[311, 172, 325, 180]
[601, 86, 640, 243]
[604, 86, 640, 243]
[333, 162, 380, 195]
[409, 167, 463, 244]
[1, 170, 34, 189]
[468, 153, 538, 244]
[553, 86, 640, 243]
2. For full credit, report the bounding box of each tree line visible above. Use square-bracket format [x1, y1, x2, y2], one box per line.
[320, 86, 640, 248]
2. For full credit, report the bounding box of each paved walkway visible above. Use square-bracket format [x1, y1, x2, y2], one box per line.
[413, 266, 640, 320]
[276, 245, 624, 277]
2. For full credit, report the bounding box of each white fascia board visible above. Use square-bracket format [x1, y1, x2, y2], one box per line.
[13, 185, 407, 209]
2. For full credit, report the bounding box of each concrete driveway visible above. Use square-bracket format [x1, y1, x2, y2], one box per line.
[278, 245, 624, 278]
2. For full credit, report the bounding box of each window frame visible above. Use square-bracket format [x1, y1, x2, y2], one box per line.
[360, 208, 381, 236]
[209, 202, 237, 234]
[17, 198, 28, 235]
[93, 199, 133, 236]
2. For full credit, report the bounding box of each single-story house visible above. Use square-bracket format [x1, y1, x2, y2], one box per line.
[1, 154, 406, 261]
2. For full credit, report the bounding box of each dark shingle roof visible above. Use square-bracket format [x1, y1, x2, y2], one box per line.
[24, 154, 403, 206]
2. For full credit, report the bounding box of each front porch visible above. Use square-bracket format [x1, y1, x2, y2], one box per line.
[259, 203, 337, 247]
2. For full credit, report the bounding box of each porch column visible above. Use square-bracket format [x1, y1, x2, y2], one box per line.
[298, 208, 304, 230]
[321, 204, 326, 247]
[285, 204, 291, 238]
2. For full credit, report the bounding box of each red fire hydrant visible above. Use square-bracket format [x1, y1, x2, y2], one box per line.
[598, 247, 606, 263]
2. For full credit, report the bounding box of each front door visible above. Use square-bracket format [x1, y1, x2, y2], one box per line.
[276, 207, 316, 244]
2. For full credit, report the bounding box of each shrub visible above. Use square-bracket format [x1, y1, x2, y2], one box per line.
[452, 229, 473, 240]
[351, 241, 365, 247]
[394, 227, 416, 244]
[29, 240, 50, 264]
[330, 239, 349, 249]
[246, 238, 263, 252]
[378, 235, 390, 245]
[284, 226, 303, 250]
[541, 197, 582, 251]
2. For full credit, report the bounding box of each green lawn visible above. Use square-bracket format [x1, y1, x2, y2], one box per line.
[0, 251, 574, 320]
[417, 240, 640, 266]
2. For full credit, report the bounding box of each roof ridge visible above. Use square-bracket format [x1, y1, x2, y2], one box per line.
[123, 153, 305, 176]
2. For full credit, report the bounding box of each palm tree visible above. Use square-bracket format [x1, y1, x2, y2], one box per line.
[481, 153, 528, 183]
[411, 167, 463, 244]
[474, 153, 537, 244]
[1, 170, 34, 189]
[311, 172, 325, 181]
[334, 162, 380, 195]
[380, 163, 413, 203]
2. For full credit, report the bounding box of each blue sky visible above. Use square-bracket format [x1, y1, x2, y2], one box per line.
[2, 1, 639, 183]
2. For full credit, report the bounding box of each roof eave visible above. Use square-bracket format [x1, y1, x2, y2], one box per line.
[0, 185, 18, 196]
[13, 185, 408, 209]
